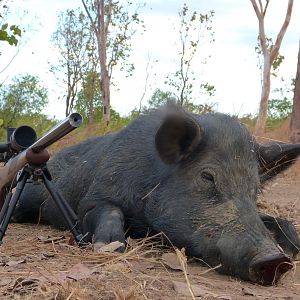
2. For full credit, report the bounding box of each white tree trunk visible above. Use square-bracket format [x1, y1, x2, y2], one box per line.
[254, 54, 271, 135]
[98, 0, 111, 125]
[251, 0, 294, 135]
[82, 0, 112, 125]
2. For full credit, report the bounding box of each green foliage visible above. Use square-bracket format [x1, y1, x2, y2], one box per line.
[239, 114, 257, 129]
[200, 82, 216, 97]
[0, 23, 21, 45]
[75, 70, 122, 125]
[144, 88, 215, 114]
[103, 0, 145, 79]
[0, 113, 57, 143]
[75, 71, 102, 124]
[255, 36, 285, 79]
[81, 0, 145, 78]
[268, 98, 292, 120]
[147, 88, 177, 109]
[51, 9, 97, 115]
[0, 74, 48, 130]
[0, 3, 22, 46]
[183, 101, 215, 114]
[0, 74, 55, 141]
[5, 113, 57, 139]
[165, 3, 215, 105]
[241, 77, 294, 130]
[266, 77, 294, 128]
[53, 2, 144, 120]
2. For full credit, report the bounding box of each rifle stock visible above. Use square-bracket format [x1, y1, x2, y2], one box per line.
[0, 113, 82, 207]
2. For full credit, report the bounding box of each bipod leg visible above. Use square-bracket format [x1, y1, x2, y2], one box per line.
[0, 169, 29, 243]
[41, 169, 84, 246]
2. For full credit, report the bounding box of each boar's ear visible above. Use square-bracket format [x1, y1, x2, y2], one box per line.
[155, 112, 203, 164]
[257, 142, 300, 183]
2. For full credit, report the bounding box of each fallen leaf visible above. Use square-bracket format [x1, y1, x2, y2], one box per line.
[6, 259, 26, 267]
[26, 253, 55, 262]
[41, 253, 55, 259]
[242, 287, 256, 296]
[38, 263, 94, 284]
[172, 281, 231, 299]
[129, 259, 156, 272]
[0, 278, 12, 287]
[241, 287, 271, 298]
[162, 252, 182, 271]
[218, 296, 232, 300]
[66, 263, 94, 281]
[173, 280, 214, 297]
[38, 272, 66, 284]
[94, 241, 125, 253]
[37, 235, 65, 243]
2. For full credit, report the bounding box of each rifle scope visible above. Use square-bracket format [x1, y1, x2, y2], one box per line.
[0, 126, 37, 153]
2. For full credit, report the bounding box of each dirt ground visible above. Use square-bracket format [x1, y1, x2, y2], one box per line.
[0, 136, 300, 299]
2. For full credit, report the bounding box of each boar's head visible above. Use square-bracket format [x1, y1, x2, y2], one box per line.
[144, 108, 299, 284]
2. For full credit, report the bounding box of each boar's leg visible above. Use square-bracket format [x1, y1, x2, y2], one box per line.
[257, 143, 300, 183]
[11, 183, 47, 224]
[81, 202, 125, 252]
[259, 212, 300, 258]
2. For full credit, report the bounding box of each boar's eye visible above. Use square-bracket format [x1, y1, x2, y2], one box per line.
[201, 171, 215, 183]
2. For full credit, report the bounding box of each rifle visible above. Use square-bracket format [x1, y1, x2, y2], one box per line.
[0, 113, 84, 244]
[0, 113, 82, 205]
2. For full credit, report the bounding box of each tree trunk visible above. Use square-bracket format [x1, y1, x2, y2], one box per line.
[98, 0, 110, 125]
[251, 0, 294, 136]
[82, 0, 111, 125]
[254, 54, 271, 136]
[65, 94, 70, 116]
[88, 100, 94, 124]
[97, 34, 110, 125]
[290, 40, 300, 143]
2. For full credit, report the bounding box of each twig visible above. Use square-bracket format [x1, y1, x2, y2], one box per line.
[175, 248, 196, 300]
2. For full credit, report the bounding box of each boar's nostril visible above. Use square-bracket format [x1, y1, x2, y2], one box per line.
[249, 253, 293, 285]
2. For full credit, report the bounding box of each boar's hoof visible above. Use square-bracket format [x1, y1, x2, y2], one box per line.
[93, 241, 125, 253]
[249, 253, 293, 285]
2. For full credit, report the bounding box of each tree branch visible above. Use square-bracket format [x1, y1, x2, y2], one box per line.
[270, 0, 294, 62]
[258, 0, 263, 14]
[263, 0, 270, 17]
[251, 0, 262, 19]
[250, 0, 267, 56]
[105, 0, 112, 35]
[81, 0, 99, 36]
[138, 54, 151, 113]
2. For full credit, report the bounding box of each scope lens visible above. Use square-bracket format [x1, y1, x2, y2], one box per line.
[11, 126, 37, 151]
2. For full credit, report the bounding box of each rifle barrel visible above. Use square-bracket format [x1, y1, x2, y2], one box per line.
[31, 113, 82, 153]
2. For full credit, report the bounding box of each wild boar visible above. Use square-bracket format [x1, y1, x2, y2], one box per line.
[13, 106, 300, 284]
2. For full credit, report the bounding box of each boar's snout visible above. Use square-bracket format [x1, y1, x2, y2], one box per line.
[249, 252, 293, 285]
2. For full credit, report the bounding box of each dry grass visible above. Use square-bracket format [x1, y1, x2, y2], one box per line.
[1, 221, 299, 300]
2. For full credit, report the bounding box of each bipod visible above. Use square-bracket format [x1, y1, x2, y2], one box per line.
[0, 149, 85, 246]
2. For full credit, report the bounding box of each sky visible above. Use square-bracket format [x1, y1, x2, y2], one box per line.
[0, 0, 299, 120]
